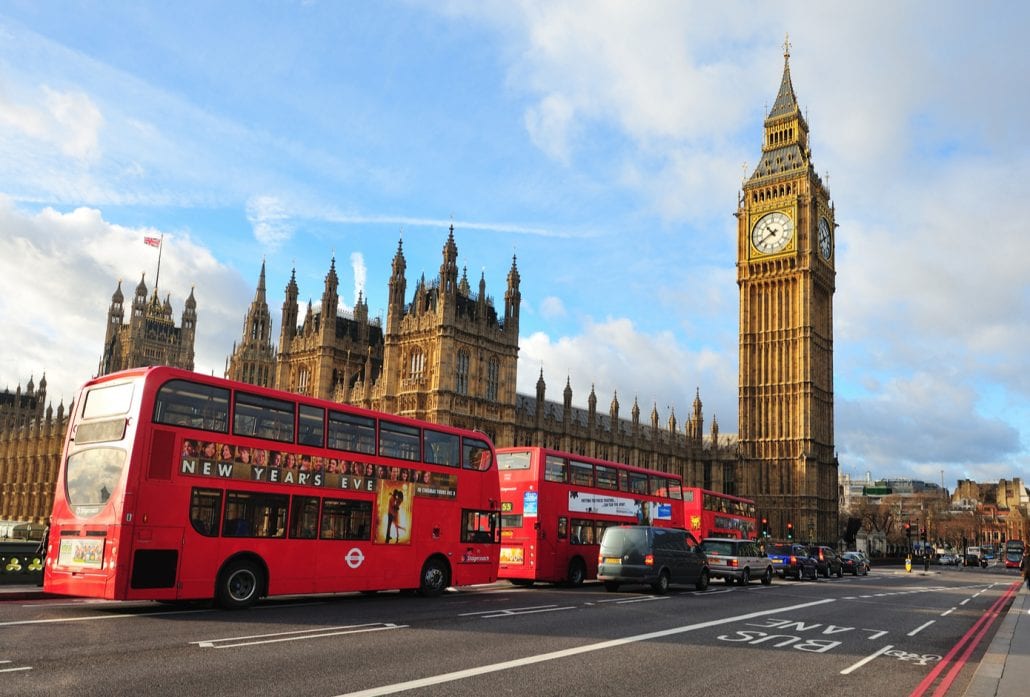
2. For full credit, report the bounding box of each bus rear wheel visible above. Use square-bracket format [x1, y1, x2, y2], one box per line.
[566, 558, 586, 587]
[216, 559, 263, 610]
[419, 557, 450, 597]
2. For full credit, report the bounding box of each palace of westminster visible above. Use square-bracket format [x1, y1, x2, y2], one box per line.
[1, 47, 841, 541]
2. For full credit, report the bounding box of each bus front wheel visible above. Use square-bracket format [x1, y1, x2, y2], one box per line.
[419, 557, 450, 597]
[216, 559, 263, 610]
[566, 558, 586, 587]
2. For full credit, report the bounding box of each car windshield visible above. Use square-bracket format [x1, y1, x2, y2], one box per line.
[769, 544, 792, 555]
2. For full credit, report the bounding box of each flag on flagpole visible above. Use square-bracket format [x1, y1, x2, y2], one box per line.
[144, 236, 161, 247]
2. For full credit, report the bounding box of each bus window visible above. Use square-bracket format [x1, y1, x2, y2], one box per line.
[327, 411, 376, 454]
[497, 450, 531, 470]
[298, 405, 325, 447]
[223, 490, 289, 538]
[544, 455, 567, 483]
[557, 516, 568, 540]
[154, 379, 229, 432]
[461, 510, 498, 543]
[233, 392, 295, 443]
[320, 498, 372, 540]
[570, 461, 594, 487]
[380, 421, 421, 461]
[290, 496, 320, 539]
[83, 382, 135, 419]
[570, 518, 595, 545]
[463, 437, 493, 471]
[595, 465, 617, 490]
[189, 488, 222, 537]
[424, 429, 460, 467]
[628, 471, 648, 495]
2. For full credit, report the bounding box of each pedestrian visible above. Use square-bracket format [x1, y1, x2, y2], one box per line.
[1022, 551, 1030, 591]
[35, 520, 50, 587]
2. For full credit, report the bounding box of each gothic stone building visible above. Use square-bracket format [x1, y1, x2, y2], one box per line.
[227, 226, 738, 492]
[100, 274, 197, 375]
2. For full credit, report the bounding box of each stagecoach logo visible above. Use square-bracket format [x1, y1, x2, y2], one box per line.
[345, 547, 365, 569]
[459, 549, 492, 564]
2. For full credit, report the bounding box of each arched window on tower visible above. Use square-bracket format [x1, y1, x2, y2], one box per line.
[456, 350, 470, 395]
[298, 366, 310, 394]
[486, 357, 499, 401]
[409, 348, 425, 383]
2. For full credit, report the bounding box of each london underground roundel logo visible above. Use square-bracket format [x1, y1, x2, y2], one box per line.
[345, 547, 365, 569]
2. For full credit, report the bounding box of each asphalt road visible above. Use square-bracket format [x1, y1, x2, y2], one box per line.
[1, 564, 1023, 697]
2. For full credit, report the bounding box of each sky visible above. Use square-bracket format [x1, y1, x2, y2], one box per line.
[1, 1, 1027, 492]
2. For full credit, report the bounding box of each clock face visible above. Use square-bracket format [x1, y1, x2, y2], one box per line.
[818, 217, 832, 259]
[751, 211, 794, 254]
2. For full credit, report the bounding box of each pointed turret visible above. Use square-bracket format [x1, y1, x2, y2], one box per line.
[439, 225, 459, 296]
[505, 254, 521, 335]
[279, 268, 299, 352]
[321, 258, 339, 342]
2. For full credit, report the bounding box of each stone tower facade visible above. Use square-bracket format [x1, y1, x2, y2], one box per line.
[351, 228, 521, 446]
[736, 40, 837, 542]
[225, 261, 277, 388]
[99, 274, 196, 375]
[273, 259, 385, 400]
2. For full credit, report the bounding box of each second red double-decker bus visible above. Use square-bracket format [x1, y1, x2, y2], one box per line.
[43, 366, 499, 608]
[682, 488, 757, 540]
[496, 447, 685, 586]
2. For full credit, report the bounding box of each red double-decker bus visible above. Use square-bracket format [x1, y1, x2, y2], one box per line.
[496, 447, 685, 586]
[43, 366, 499, 608]
[682, 488, 757, 540]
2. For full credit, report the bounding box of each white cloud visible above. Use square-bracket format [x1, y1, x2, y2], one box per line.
[539, 295, 566, 320]
[517, 316, 737, 432]
[0, 200, 250, 402]
[350, 251, 367, 307]
[524, 93, 575, 163]
[0, 83, 103, 162]
[246, 195, 294, 249]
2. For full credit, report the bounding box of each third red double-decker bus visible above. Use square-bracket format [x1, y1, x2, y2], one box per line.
[682, 488, 757, 540]
[496, 446, 685, 586]
[43, 366, 499, 608]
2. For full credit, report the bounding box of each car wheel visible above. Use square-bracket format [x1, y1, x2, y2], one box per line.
[761, 567, 773, 585]
[604, 581, 620, 592]
[651, 570, 670, 595]
[216, 559, 263, 610]
[725, 575, 735, 585]
[696, 568, 710, 592]
[739, 568, 750, 587]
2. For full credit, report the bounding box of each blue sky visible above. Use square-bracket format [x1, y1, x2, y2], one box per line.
[1, 1, 1027, 490]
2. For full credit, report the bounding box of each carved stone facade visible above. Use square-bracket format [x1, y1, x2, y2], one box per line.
[0, 377, 67, 525]
[736, 42, 838, 541]
[99, 274, 196, 375]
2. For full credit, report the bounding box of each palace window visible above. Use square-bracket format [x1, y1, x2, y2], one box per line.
[456, 349, 470, 395]
[486, 357, 499, 401]
[409, 348, 425, 381]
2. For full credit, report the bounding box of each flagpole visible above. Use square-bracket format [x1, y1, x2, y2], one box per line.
[154, 234, 164, 292]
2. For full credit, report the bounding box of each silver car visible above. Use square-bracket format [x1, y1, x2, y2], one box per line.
[701, 537, 774, 586]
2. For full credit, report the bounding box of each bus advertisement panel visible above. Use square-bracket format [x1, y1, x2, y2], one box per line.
[682, 488, 757, 540]
[497, 447, 685, 586]
[44, 367, 500, 608]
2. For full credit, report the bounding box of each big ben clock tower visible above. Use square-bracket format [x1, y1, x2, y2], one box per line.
[737, 38, 837, 543]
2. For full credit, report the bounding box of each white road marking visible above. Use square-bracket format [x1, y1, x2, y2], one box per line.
[333, 597, 836, 697]
[908, 620, 935, 636]
[941, 607, 956, 616]
[192, 623, 408, 649]
[840, 644, 894, 675]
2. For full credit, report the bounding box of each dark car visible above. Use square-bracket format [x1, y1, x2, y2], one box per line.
[841, 551, 869, 576]
[597, 526, 710, 593]
[810, 545, 843, 578]
[964, 554, 988, 568]
[765, 542, 818, 580]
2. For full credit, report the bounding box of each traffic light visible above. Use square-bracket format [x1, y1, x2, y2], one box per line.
[920, 527, 927, 542]
[761, 517, 769, 537]
[905, 522, 912, 538]
[786, 522, 793, 540]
